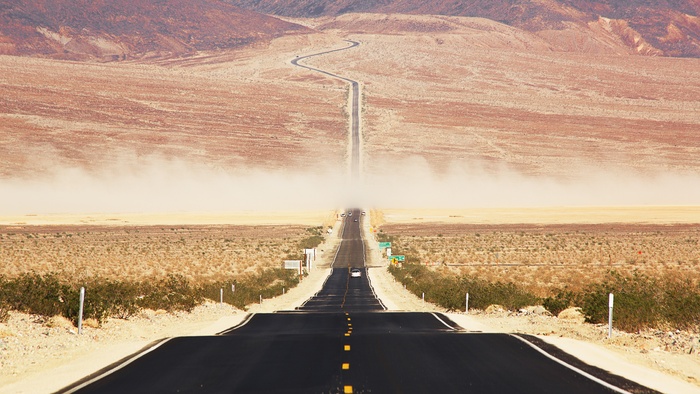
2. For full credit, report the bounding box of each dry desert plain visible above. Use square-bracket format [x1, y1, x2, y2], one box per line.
[1, 12, 700, 393]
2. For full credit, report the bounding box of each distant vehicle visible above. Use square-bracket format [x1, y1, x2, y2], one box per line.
[340, 213, 345, 217]
[354, 218, 358, 222]
[348, 212, 352, 216]
[361, 211, 366, 215]
[350, 268, 362, 278]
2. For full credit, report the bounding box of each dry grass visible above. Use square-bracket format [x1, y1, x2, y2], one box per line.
[0, 224, 316, 284]
[380, 222, 700, 296]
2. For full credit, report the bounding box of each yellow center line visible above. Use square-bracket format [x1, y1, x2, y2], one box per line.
[341, 270, 350, 308]
[342, 363, 350, 370]
[344, 385, 353, 393]
[344, 345, 351, 351]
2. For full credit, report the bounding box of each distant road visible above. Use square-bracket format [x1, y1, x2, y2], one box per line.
[291, 40, 361, 185]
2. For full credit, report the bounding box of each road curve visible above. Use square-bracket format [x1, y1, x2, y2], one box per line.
[291, 41, 361, 185]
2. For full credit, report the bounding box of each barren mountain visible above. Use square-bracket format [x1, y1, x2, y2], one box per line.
[227, 0, 700, 57]
[0, 0, 309, 60]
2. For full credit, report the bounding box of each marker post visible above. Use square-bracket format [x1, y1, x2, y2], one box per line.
[608, 293, 614, 338]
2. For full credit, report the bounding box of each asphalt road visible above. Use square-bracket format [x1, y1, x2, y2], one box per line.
[59, 45, 656, 394]
[61, 212, 655, 394]
[291, 41, 361, 185]
[299, 209, 384, 312]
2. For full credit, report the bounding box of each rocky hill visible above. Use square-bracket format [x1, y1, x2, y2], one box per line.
[226, 0, 700, 57]
[0, 0, 308, 60]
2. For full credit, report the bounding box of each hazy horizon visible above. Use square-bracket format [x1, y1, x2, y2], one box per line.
[2, 154, 700, 215]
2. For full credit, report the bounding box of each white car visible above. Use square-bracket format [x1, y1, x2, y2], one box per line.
[350, 268, 362, 278]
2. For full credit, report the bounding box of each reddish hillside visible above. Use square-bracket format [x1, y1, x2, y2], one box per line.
[226, 0, 700, 57]
[0, 0, 308, 60]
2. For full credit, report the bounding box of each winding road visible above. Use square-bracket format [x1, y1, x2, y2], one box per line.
[291, 40, 361, 185]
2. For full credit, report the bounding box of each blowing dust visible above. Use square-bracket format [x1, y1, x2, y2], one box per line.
[1, 155, 700, 215]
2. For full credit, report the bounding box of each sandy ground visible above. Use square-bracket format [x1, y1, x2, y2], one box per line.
[378, 206, 700, 225]
[0, 210, 336, 226]
[1, 213, 699, 393]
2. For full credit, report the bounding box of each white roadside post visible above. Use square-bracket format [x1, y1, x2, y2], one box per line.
[608, 293, 614, 339]
[78, 287, 85, 335]
[220, 288, 223, 305]
[466, 293, 469, 314]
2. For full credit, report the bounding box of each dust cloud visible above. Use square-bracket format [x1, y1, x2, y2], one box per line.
[2, 155, 700, 215]
[0, 156, 347, 215]
[354, 157, 700, 209]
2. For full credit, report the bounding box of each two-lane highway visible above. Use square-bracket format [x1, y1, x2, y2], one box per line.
[299, 209, 384, 312]
[59, 42, 658, 393]
[61, 212, 656, 393]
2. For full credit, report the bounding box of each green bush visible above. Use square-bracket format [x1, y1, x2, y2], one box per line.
[80, 279, 140, 321]
[578, 271, 700, 332]
[542, 287, 579, 316]
[0, 272, 72, 318]
[298, 227, 325, 249]
[137, 274, 201, 313]
[201, 268, 298, 310]
[0, 270, 299, 324]
[389, 263, 538, 312]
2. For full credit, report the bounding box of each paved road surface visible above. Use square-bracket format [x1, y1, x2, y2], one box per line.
[59, 44, 658, 393]
[61, 211, 655, 393]
[291, 41, 361, 185]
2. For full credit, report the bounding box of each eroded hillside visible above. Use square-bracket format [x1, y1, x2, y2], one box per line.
[0, 0, 309, 60]
[227, 0, 700, 57]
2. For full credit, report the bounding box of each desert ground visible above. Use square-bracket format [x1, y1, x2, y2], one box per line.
[1, 11, 700, 393]
[3, 14, 700, 212]
[2, 212, 700, 393]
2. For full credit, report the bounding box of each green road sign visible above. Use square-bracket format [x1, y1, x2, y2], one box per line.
[379, 242, 391, 249]
[389, 255, 405, 264]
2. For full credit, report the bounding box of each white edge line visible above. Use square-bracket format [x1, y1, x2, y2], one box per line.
[510, 334, 633, 394]
[430, 313, 457, 330]
[61, 337, 174, 394]
[360, 213, 387, 310]
[216, 313, 256, 335]
[298, 218, 344, 308]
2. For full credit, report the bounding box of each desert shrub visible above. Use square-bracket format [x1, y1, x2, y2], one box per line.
[0, 301, 8, 323]
[580, 271, 661, 332]
[200, 268, 298, 309]
[548, 270, 700, 332]
[298, 236, 324, 250]
[0, 276, 9, 322]
[542, 287, 579, 316]
[389, 263, 538, 312]
[0, 268, 303, 322]
[298, 227, 325, 250]
[137, 274, 201, 313]
[376, 232, 394, 243]
[473, 280, 539, 311]
[662, 278, 700, 330]
[0, 272, 72, 318]
[78, 279, 140, 321]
